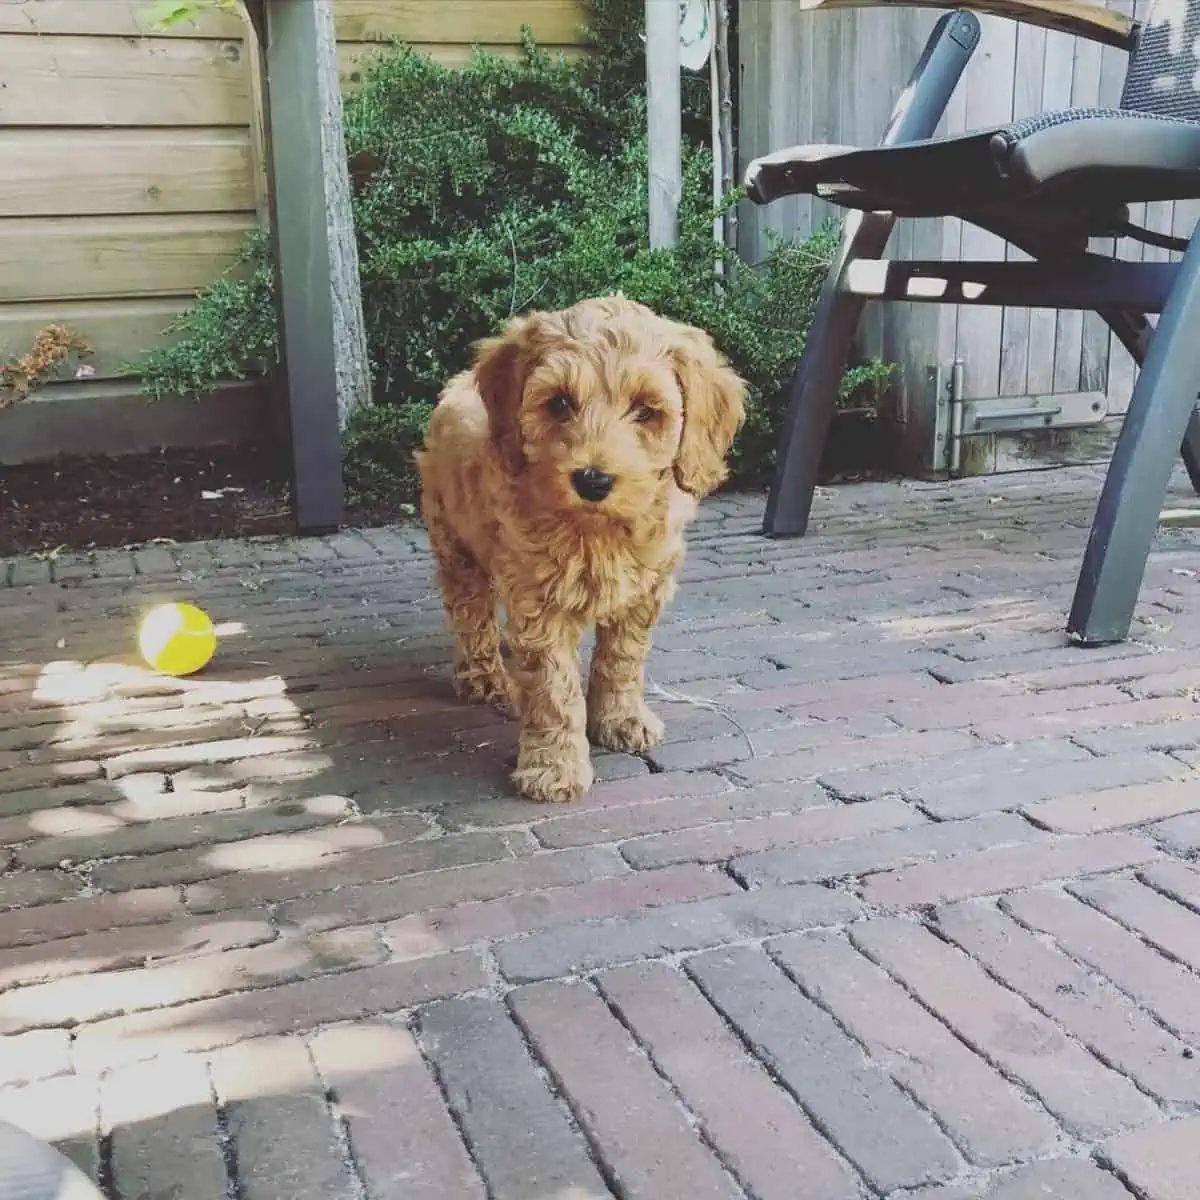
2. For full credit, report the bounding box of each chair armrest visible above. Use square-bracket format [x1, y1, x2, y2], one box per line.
[796, 0, 1132, 49]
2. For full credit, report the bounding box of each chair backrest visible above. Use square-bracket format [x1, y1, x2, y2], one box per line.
[1121, 0, 1200, 119]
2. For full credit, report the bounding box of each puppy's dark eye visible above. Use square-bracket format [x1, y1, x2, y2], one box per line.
[632, 404, 656, 423]
[547, 394, 573, 419]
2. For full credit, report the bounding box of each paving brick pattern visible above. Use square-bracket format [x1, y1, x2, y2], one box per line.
[2, 466, 1200, 1198]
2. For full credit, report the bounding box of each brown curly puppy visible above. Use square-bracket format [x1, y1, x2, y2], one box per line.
[416, 295, 746, 803]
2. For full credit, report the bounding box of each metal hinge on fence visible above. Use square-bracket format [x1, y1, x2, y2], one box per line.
[926, 360, 1107, 476]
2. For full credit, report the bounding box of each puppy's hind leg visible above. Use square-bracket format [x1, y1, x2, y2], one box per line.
[587, 579, 670, 753]
[426, 519, 511, 708]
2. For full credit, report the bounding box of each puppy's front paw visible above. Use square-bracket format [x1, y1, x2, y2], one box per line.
[453, 662, 513, 711]
[511, 750, 595, 804]
[588, 702, 665, 753]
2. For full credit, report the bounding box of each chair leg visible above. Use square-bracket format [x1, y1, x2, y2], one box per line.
[761, 8, 981, 537]
[1099, 307, 1200, 496]
[762, 211, 893, 537]
[1182, 405, 1200, 494]
[1068, 224, 1200, 646]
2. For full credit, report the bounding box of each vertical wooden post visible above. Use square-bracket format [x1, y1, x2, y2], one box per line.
[258, 0, 345, 533]
[645, 0, 682, 249]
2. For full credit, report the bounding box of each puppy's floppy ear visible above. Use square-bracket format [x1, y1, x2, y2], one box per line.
[472, 318, 529, 474]
[668, 323, 747, 498]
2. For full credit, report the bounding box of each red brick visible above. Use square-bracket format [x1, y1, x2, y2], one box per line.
[685, 943, 960, 1192]
[863, 833, 1160, 908]
[888, 683, 1131, 732]
[0, 886, 182, 949]
[16, 793, 364, 870]
[1025, 775, 1200, 833]
[1015, 648, 1200, 692]
[532, 780, 828, 848]
[935, 901, 1200, 1105]
[494, 883, 863, 983]
[0, 869, 78, 911]
[975, 697, 1198, 745]
[1103, 1115, 1200, 1200]
[1147, 811, 1200, 854]
[0, 925, 383, 1033]
[598, 960, 859, 1199]
[1131, 667, 1200, 699]
[1003, 886, 1200, 1038]
[102, 1055, 230, 1200]
[209, 1034, 321, 1103]
[185, 829, 532, 912]
[851, 917, 1156, 1137]
[509, 979, 740, 1199]
[0, 760, 102, 795]
[73, 950, 486, 1070]
[277, 845, 626, 933]
[0, 913, 273, 991]
[417, 996, 609, 1199]
[0, 1072, 100, 1144]
[726, 670, 943, 714]
[101, 734, 320, 779]
[822, 737, 1088, 806]
[1141, 859, 1200, 910]
[310, 1024, 486, 1200]
[0, 1028, 72, 1086]
[439, 769, 732, 831]
[769, 931, 1058, 1167]
[621, 796, 924, 870]
[1072, 874, 1200, 972]
[647, 714, 897, 772]
[910, 1159, 1140, 1200]
[730, 729, 977, 786]
[384, 863, 736, 959]
[222, 1059, 358, 1200]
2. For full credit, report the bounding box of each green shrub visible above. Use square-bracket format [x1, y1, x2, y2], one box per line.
[132, 4, 891, 502]
[132, 230, 278, 397]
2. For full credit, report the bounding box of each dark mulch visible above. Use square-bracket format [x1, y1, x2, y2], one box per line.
[0, 444, 297, 557]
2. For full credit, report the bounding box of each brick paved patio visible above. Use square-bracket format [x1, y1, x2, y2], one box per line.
[2, 466, 1200, 1199]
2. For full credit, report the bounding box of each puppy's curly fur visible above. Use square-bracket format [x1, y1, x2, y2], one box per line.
[416, 295, 746, 803]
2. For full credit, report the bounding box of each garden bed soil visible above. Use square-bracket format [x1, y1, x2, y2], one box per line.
[0, 411, 890, 558]
[0, 445, 296, 557]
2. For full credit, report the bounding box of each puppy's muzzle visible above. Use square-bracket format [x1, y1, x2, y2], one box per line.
[572, 467, 615, 502]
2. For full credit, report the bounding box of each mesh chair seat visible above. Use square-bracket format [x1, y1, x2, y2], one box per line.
[746, 108, 1200, 218]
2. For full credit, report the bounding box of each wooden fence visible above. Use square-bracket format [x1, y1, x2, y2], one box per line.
[0, 0, 586, 463]
[737, 0, 1195, 475]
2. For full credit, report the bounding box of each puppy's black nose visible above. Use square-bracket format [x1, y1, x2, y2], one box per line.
[572, 467, 614, 502]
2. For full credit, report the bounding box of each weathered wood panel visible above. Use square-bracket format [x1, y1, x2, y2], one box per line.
[0, 0, 589, 43]
[0, 300, 194, 381]
[0, 33, 251, 126]
[0, 0, 587, 460]
[0, 129, 255, 217]
[738, 0, 1172, 478]
[0, 214, 258, 303]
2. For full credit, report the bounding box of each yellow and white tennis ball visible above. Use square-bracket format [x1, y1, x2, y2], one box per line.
[138, 602, 217, 677]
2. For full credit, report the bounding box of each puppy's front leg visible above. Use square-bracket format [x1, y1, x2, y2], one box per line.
[587, 580, 669, 754]
[506, 607, 593, 803]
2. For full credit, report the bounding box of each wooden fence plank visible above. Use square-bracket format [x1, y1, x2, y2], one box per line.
[0, 33, 252, 126]
[998, 18, 1046, 398]
[334, 0, 588, 45]
[0, 0, 588, 43]
[0, 0, 244, 37]
[0, 214, 257, 303]
[0, 129, 254, 217]
[0, 299, 196, 380]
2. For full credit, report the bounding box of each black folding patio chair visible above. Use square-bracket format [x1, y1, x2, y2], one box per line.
[746, 0, 1200, 645]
